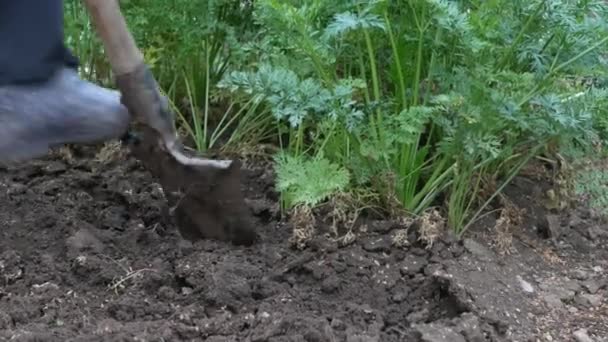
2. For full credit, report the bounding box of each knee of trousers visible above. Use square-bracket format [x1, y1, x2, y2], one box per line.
[0, 67, 131, 164]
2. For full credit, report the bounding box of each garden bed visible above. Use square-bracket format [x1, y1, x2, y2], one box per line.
[0, 145, 606, 342]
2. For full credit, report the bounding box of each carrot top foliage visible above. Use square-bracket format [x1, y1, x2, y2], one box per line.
[65, 0, 608, 234]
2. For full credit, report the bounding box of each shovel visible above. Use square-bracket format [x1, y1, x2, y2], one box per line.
[82, 0, 257, 246]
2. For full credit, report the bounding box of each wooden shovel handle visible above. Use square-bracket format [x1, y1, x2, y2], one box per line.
[82, 0, 144, 75]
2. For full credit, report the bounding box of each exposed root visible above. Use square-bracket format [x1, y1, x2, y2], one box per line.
[324, 191, 365, 237]
[531, 152, 576, 211]
[384, 173, 408, 217]
[289, 204, 315, 250]
[109, 267, 157, 295]
[321, 190, 384, 247]
[493, 214, 513, 255]
[551, 153, 576, 210]
[541, 248, 566, 265]
[418, 208, 445, 248]
[493, 196, 524, 255]
[371, 170, 405, 217]
[94, 140, 127, 164]
[326, 192, 355, 237]
[53, 146, 76, 164]
[337, 230, 357, 247]
[391, 229, 410, 248]
[391, 215, 415, 248]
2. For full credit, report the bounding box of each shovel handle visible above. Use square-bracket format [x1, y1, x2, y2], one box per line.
[82, 0, 144, 75]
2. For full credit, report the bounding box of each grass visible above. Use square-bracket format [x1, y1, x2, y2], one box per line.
[64, 0, 608, 238]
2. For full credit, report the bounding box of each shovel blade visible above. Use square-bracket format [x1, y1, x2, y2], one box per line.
[125, 127, 257, 246]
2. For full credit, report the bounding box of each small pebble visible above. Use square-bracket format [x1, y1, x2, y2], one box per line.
[582, 280, 603, 294]
[572, 269, 590, 281]
[330, 318, 345, 331]
[392, 292, 407, 303]
[321, 276, 340, 294]
[542, 294, 563, 309]
[573, 329, 594, 342]
[581, 294, 603, 307]
[517, 275, 534, 294]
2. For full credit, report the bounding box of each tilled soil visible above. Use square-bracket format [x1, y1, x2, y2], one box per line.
[0, 146, 606, 342]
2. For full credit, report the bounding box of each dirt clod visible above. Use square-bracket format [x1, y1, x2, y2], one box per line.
[128, 127, 257, 246]
[575, 293, 603, 308]
[362, 236, 392, 253]
[573, 329, 594, 342]
[66, 226, 104, 254]
[414, 323, 467, 342]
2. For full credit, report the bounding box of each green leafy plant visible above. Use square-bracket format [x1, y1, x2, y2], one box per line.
[275, 152, 350, 210]
[65, 0, 608, 238]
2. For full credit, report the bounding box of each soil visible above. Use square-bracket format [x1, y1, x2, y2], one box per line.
[124, 125, 258, 246]
[0, 144, 607, 342]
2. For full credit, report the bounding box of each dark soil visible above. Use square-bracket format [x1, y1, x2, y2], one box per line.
[0, 145, 606, 342]
[125, 126, 257, 246]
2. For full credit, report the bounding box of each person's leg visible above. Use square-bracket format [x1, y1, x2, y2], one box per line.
[0, 67, 130, 165]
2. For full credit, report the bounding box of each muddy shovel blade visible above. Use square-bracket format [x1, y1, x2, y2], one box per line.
[126, 127, 257, 246]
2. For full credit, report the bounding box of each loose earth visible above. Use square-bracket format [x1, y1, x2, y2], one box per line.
[0, 144, 606, 341]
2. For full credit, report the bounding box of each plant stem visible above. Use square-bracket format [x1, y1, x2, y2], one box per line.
[518, 34, 608, 106]
[412, 28, 424, 107]
[459, 145, 542, 236]
[498, 0, 546, 69]
[384, 10, 407, 109]
[203, 39, 211, 151]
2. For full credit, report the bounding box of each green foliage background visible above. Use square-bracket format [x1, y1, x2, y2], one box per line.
[64, 0, 608, 234]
